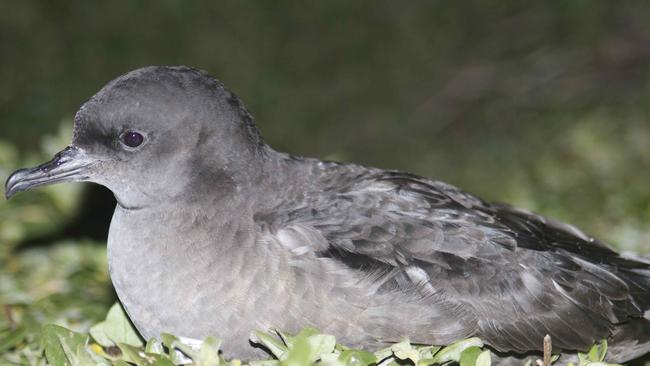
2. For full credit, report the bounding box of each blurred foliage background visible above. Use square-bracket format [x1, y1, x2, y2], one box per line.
[1, 0, 650, 363]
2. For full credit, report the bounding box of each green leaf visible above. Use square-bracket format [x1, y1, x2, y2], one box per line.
[89, 322, 114, 348]
[339, 349, 377, 366]
[391, 340, 420, 364]
[161, 333, 180, 349]
[91, 303, 143, 348]
[86, 342, 116, 361]
[172, 340, 198, 358]
[579, 340, 611, 366]
[279, 327, 320, 350]
[587, 343, 600, 362]
[280, 329, 336, 366]
[161, 333, 193, 365]
[169, 339, 200, 364]
[416, 345, 441, 361]
[117, 343, 150, 365]
[118, 343, 174, 366]
[459, 346, 482, 366]
[475, 350, 491, 366]
[319, 353, 346, 366]
[145, 338, 165, 355]
[248, 360, 281, 366]
[196, 336, 222, 366]
[42, 324, 89, 366]
[599, 340, 608, 362]
[306, 334, 336, 358]
[0, 325, 27, 353]
[551, 354, 560, 363]
[250, 331, 289, 359]
[372, 345, 394, 362]
[280, 337, 311, 366]
[75, 343, 107, 366]
[430, 338, 483, 364]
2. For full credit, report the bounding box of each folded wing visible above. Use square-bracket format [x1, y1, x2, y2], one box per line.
[262, 169, 650, 353]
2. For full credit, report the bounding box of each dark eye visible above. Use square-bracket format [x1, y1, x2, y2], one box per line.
[121, 131, 144, 148]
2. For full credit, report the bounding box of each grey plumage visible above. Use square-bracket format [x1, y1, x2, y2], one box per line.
[5, 66, 650, 364]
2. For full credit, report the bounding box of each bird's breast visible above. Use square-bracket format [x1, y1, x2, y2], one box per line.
[105, 204, 410, 356]
[106, 204, 275, 355]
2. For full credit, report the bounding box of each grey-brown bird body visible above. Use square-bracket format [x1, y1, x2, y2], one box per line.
[5, 66, 650, 363]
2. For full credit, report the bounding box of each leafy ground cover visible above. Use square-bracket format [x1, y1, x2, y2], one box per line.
[1, 299, 616, 366]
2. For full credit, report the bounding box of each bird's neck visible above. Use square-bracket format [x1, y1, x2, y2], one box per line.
[252, 151, 368, 213]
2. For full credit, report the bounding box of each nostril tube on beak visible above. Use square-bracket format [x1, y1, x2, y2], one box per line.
[4, 146, 94, 199]
[37, 146, 77, 173]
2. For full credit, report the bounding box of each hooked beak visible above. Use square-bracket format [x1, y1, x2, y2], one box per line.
[5, 146, 95, 199]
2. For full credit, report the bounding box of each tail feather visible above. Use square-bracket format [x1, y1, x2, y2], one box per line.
[488, 319, 650, 365]
[607, 319, 650, 363]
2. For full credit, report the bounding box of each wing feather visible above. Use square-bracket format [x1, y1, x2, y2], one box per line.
[259, 169, 650, 353]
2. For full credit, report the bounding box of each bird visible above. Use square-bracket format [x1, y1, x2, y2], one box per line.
[5, 66, 650, 364]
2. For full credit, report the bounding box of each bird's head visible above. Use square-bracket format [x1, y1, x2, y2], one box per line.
[5, 66, 267, 209]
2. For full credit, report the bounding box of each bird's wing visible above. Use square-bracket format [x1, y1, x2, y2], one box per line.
[261, 170, 650, 353]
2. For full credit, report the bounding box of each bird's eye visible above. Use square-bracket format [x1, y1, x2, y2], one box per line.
[121, 131, 144, 148]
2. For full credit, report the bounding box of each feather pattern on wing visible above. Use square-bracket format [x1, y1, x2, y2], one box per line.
[257, 161, 650, 354]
